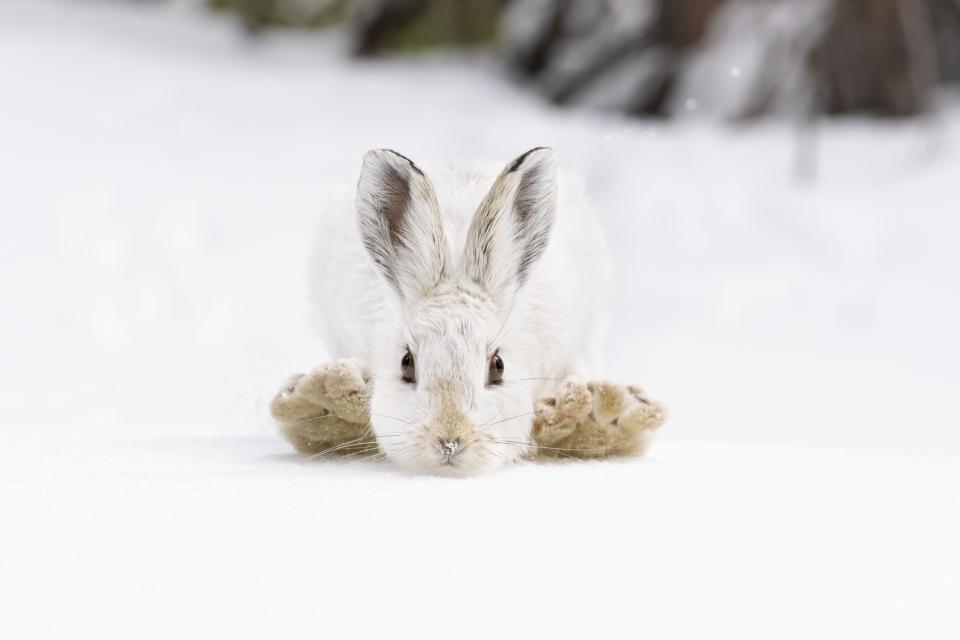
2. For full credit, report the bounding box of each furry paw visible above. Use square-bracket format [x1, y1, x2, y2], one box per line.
[533, 379, 666, 459]
[272, 362, 666, 462]
[532, 376, 592, 445]
[270, 360, 373, 455]
[293, 359, 370, 424]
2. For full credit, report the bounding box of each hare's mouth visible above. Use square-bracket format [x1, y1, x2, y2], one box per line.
[423, 440, 497, 475]
[381, 432, 505, 475]
[435, 442, 475, 471]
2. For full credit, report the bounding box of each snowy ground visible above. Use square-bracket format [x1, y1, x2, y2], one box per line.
[1, 2, 958, 638]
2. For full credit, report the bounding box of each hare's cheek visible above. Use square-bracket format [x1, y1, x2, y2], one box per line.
[377, 431, 429, 470]
[370, 382, 424, 432]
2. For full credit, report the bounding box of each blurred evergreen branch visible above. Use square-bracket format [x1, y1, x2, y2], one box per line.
[351, 0, 505, 56]
[206, 0, 349, 32]
[206, 0, 505, 48]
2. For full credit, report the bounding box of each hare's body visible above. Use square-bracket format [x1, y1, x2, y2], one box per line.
[308, 150, 611, 473]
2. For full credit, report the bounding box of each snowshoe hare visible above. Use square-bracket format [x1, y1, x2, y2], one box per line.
[277, 147, 664, 474]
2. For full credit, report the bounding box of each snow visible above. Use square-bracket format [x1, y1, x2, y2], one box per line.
[1, 2, 958, 638]
[5, 427, 958, 639]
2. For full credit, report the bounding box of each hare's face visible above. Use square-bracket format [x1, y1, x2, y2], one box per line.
[369, 284, 535, 474]
[355, 147, 557, 474]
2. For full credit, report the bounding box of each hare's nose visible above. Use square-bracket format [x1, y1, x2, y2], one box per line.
[439, 439, 461, 457]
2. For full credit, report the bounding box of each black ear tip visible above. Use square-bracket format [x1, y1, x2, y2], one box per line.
[507, 147, 556, 173]
[363, 148, 423, 176]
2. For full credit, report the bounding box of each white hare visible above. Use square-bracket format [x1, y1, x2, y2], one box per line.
[307, 147, 612, 474]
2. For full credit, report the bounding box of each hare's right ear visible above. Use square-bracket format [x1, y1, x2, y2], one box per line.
[356, 149, 448, 304]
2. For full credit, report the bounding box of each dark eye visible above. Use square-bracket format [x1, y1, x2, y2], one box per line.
[488, 353, 504, 385]
[401, 350, 416, 384]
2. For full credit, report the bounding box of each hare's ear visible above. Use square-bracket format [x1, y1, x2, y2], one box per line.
[463, 147, 557, 305]
[356, 149, 448, 304]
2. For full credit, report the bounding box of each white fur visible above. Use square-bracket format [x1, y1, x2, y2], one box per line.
[309, 148, 611, 474]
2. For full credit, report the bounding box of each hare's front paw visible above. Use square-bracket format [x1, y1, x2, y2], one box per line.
[293, 359, 370, 424]
[532, 376, 592, 445]
[271, 360, 373, 455]
[270, 372, 321, 424]
[533, 379, 666, 459]
[585, 381, 666, 455]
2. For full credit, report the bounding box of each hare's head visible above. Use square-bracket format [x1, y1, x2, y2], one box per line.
[356, 147, 558, 474]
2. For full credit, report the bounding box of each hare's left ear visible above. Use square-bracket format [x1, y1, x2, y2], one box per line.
[463, 147, 557, 305]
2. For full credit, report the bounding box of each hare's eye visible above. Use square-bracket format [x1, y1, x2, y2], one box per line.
[488, 353, 504, 385]
[401, 350, 416, 384]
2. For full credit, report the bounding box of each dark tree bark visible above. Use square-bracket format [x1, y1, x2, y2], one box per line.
[526, 0, 943, 118]
[809, 0, 937, 117]
[508, 0, 574, 77]
[545, 0, 728, 111]
[652, 0, 728, 48]
[627, 0, 728, 116]
[929, 0, 960, 84]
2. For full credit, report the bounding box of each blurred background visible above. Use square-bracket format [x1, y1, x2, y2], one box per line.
[2, 0, 959, 451]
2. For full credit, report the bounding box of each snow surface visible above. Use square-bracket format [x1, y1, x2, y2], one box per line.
[1, 2, 958, 638]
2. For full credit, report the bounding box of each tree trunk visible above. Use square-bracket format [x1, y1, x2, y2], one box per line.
[809, 0, 937, 117]
[928, 0, 960, 84]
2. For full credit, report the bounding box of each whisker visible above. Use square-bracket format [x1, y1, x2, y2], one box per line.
[497, 439, 586, 451]
[279, 412, 364, 430]
[495, 439, 613, 455]
[387, 443, 418, 457]
[496, 441, 582, 461]
[305, 432, 412, 457]
[370, 412, 412, 425]
[307, 438, 378, 459]
[354, 451, 388, 464]
[279, 411, 409, 436]
[482, 411, 536, 427]
[336, 446, 383, 461]
[538, 449, 580, 461]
